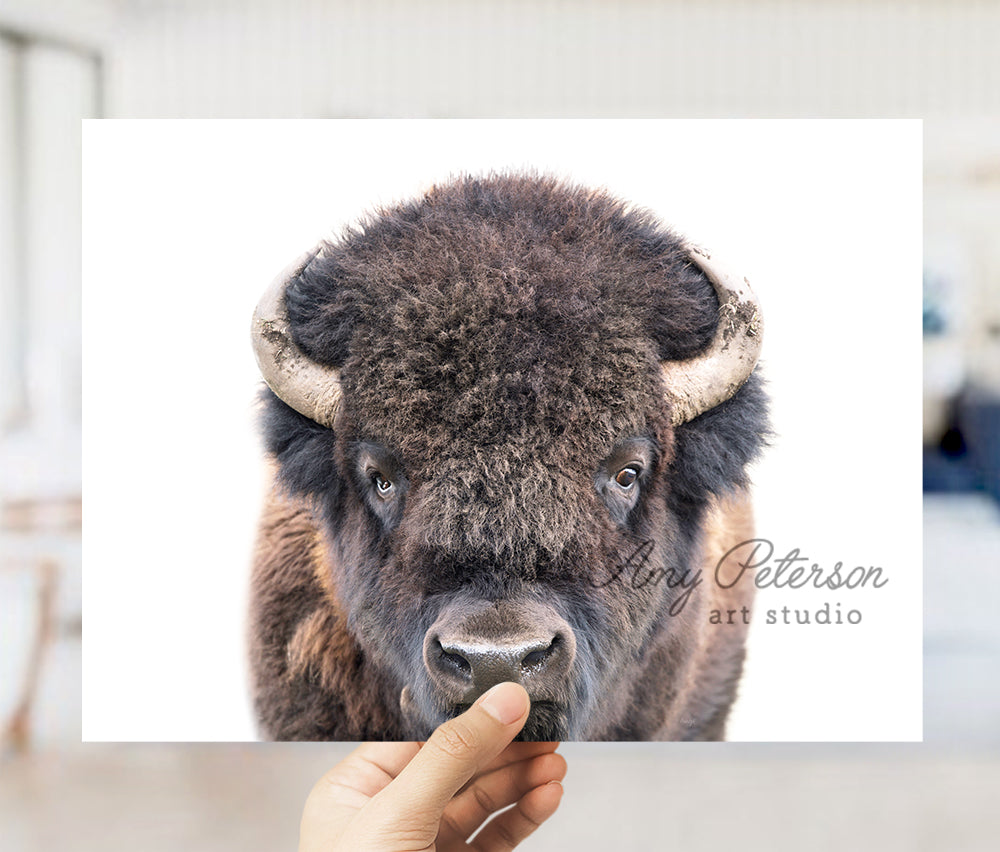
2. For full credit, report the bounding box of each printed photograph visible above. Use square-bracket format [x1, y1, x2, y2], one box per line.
[81, 118, 922, 742]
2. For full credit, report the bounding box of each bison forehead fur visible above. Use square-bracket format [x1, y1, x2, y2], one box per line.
[250, 172, 769, 741]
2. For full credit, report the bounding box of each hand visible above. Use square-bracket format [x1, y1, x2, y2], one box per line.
[298, 682, 566, 851]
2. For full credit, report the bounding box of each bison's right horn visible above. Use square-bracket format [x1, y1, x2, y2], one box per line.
[250, 246, 343, 429]
[661, 249, 763, 426]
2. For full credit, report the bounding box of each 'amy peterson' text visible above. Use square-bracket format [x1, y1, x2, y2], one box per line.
[716, 539, 888, 591]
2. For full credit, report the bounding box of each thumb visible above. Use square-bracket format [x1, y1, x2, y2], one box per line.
[370, 682, 530, 822]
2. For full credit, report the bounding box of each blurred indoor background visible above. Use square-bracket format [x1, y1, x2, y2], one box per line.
[1, 1, 998, 849]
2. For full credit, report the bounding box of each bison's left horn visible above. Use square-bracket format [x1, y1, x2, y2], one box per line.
[662, 249, 763, 426]
[250, 246, 343, 429]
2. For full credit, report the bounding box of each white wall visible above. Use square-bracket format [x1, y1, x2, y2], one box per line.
[105, 0, 1000, 119]
[0, 0, 114, 48]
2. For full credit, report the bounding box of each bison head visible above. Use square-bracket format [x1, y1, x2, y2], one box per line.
[251, 174, 767, 740]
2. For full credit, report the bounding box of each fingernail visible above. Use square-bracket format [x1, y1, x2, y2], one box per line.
[476, 682, 528, 725]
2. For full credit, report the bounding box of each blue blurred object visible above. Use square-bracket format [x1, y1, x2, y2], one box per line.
[959, 388, 1000, 503]
[925, 388, 1000, 504]
[923, 446, 980, 492]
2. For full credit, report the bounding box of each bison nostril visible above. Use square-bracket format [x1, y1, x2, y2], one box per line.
[521, 649, 547, 667]
[521, 635, 560, 670]
[434, 638, 472, 677]
[441, 650, 472, 676]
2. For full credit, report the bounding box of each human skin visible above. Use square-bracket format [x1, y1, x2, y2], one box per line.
[298, 682, 566, 851]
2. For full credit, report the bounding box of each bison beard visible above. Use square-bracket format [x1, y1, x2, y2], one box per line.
[249, 173, 769, 741]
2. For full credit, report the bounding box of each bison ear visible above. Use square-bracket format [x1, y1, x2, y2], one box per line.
[258, 385, 342, 502]
[252, 245, 363, 430]
[642, 251, 720, 363]
[667, 369, 770, 505]
[283, 249, 362, 368]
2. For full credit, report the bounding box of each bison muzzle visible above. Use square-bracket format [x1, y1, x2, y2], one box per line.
[248, 173, 769, 741]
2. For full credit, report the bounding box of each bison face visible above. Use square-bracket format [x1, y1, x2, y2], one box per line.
[254, 175, 767, 740]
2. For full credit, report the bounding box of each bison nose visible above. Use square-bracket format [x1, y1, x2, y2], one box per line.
[425, 631, 574, 700]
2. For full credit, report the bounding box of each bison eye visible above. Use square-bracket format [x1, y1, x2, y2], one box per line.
[614, 465, 641, 489]
[370, 470, 395, 498]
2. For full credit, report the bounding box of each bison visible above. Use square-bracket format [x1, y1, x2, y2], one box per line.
[249, 173, 768, 741]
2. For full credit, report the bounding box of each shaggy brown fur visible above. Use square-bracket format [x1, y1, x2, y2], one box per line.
[250, 484, 756, 740]
[250, 173, 769, 741]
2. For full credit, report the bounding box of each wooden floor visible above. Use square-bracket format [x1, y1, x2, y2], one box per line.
[2, 742, 999, 851]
